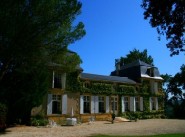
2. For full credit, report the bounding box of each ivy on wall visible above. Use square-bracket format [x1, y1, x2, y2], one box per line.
[117, 85, 136, 95]
[66, 72, 164, 98]
[66, 72, 165, 116]
[81, 82, 113, 95]
[143, 96, 150, 111]
[66, 72, 82, 92]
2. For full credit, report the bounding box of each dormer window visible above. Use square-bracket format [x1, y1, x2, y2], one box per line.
[147, 68, 154, 77]
[52, 71, 66, 89]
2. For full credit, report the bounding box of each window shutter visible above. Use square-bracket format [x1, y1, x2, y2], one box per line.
[130, 97, 135, 112]
[121, 96, 125, 113]
[47, 94, 52, 115]
[133, 97, 136, 112]
[62, 73, 66, 89]
[106, 96, 109, 113]
[140, 97, 143, 111]
[130, 97, 133, 111]
[149, 97, 152, 111]
[155, 97, 158, 110]
[80, 95, 84, 114]
[52, 71, 55, 88]
[62, 94, 67, 114]
[91, 96, 95, 113]
[94, 96, 99, 113]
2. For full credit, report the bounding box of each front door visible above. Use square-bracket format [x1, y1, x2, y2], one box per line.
[111, 96, 118, 115]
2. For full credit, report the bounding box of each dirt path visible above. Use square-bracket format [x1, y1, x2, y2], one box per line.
[1, 119, 185, 137]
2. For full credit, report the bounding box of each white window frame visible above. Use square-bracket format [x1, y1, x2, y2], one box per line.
[52, 71, 66, 89]
[52, 94, 62, 114]
[124, 97, 129, 112]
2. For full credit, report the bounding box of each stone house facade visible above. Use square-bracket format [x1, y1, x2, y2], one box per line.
[32, 60, 164, 123]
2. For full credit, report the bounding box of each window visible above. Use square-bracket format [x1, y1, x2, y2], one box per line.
[111, 97, 118, 112]
[124, 97, 129, 111]
[54, 73, 62, 88]
[99, 96, 105, 113]
[83, 82, 90, 88]
[147, 68, 154, 77]
[52, 95, 61, 114]
[84, 96, 90, 113]
[135, 97, 140, 111]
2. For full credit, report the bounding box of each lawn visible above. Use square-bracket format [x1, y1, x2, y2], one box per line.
[91, 134, 185, 137]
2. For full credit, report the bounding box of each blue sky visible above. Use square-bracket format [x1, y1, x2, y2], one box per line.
[69, 0, 185, 76]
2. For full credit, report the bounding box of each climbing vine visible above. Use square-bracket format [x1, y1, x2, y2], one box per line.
[117, 85, 136, 95]
[143, 96, 150, 111]
[66, 72, 82, 92]
[81, 82, 113, 95]
[66, 71, 165, 117]
[66, 71, 164, 98]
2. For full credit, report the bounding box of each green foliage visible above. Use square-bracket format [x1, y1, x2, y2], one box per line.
[122, 110, 165, 120]
[31, 115, 48, 126]
[120, 49, 154, 66]
[0, 0, 85, 125]
[67, 74, 164, 99]
[81, 82, 113, 95]
[167, 64, 185, 119]
[117, 85, 136, 95]
[67, 77, 137, 95]
[66, 71, 82, 92]
[88, 83, 113, 95]
[161, 74, 172, 86]
[143, 97, 150, 111]
[52, 51, 82, 73]
[141, 0, 185, 56]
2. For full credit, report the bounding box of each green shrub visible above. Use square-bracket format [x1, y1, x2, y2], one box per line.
[122, 110, 165, 120]
[31, 114, 48, 126]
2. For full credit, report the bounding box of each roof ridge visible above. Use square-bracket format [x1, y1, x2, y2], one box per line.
[120, 60, 152, 69]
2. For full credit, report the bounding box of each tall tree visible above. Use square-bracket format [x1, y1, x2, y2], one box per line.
[0, 0, 85, 124]
[167, 64, 185, 118]
[141, 0, 185, 56]
[120, 49, 154, 66]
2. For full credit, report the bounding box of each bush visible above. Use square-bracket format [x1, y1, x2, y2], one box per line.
[31, 114, 48, 126]
[122, 110, 165, 120]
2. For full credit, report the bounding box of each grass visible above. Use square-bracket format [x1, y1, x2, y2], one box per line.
[90, 134, 185, 137]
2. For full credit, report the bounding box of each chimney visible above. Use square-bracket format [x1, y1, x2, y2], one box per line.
[115, 59, 120, 71]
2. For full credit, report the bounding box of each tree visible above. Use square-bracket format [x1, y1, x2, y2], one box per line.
[141, 0, 185, 56]
[0, 0, 85, 124]
[168, 65, 185, 100]
[166, 64, 185, 118]
[119, 49, 154, 66]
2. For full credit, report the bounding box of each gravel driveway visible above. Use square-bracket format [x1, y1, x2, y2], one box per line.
[1, 119, 185, 137]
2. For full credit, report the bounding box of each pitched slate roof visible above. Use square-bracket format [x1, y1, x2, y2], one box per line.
[111, 60, 163, 82]
[121, 60, 152, 69]
[80, 73, 136, 84]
